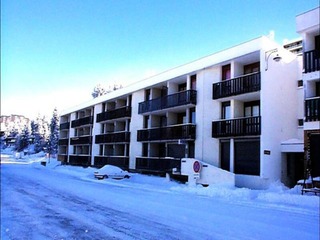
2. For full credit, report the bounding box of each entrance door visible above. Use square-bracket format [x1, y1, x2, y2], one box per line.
[310, 134, 320, 177]
[286, 153, 304, 187]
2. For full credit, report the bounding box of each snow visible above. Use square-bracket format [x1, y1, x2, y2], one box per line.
[1, 152, 319, 239]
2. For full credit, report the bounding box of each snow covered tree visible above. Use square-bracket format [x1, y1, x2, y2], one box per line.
[31, 119, 45, 153]
[92, 84, 107, 98]
[47, 108, 59, 155]
[16, 125, 30, 151]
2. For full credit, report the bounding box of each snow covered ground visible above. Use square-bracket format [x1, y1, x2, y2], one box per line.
[1, 152, 319, 240]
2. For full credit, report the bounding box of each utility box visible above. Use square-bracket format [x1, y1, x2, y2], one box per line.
[179, 158, 235, 186]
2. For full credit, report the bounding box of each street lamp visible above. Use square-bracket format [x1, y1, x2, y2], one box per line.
[265, 48, 282, 71]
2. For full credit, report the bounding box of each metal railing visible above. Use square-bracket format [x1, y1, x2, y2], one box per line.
[212, 72, 260, 99]
[71, 116, 93, 128]
[212, 116, 261, 138]
[97, 106, 131, 122]
[305, 97, 320, 122]
[304, 50, 320, 73]
[138, 90, 197, 114]
[135, 157, 181, 173]
[137, 124, 196, 141]
[94, 156, 129, 169]
[95, 132, 131, 143]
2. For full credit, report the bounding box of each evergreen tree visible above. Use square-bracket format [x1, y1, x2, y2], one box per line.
[31, 120, 43, 153]
[16, 125, 30, 151]
[47, 108, 59, 155]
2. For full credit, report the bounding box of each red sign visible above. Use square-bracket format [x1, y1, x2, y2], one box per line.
[193, 161, 201, 173]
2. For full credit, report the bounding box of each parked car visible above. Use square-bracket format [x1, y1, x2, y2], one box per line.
[94, 165, 130, 180]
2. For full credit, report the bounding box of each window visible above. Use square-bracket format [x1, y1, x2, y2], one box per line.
[160, 116, 167, 127]
[144, 116, 149, 128]
[145, 89, 151, 101]
[244, 101, 260, 117]
[297, 80, 303, 87]
[178, 83, 187, 92]
[222, 64, 231, 80]
[191, 75, 197, 90]
[190, 108, 196, 124]
[222, 102, 231, 119]
[244, 62, 260, 74]
[177, 112, 186, 124]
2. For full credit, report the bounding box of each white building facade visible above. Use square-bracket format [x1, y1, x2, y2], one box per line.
[58, 31, 308, 189]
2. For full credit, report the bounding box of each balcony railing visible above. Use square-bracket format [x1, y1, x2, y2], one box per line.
[138, 90, 197, 114]
[70, 136, 92, 145]
[94, 156, 129, 169]
[135, 157, 181, 173]
[95, 132, 131, 144]
[97, 106, 131, 122]
[212, 72, 260, 99]
[304, 50, 320, 73]
[59, 122, 70, 130]
[69, 155, 91, 166]
[212, 116, 261, 138]
[305, 97, 320, 122]
[58, 138, 69, 146]
[71, 116, 93, 128]
[137, 124, 196, 142]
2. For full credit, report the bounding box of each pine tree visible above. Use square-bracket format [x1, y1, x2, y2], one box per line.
[47, 108, 60, 155]
[31, 120, 44, 153]
[16, 125, 30, 152]
[92, 84, 107, 98]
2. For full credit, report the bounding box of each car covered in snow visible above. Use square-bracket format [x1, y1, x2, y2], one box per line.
[94, 165, 130, 180]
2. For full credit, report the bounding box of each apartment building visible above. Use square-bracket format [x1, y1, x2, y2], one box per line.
[58, 32, 304, 189]
[296, 7, 320, 180]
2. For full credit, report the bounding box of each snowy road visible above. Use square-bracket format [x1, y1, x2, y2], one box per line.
[1, 156, 319, 240]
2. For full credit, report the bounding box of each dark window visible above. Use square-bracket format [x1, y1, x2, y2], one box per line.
[142, 143, 148, 157]
[177, 113, 186, 124]
[316, 81, 320, 97]
[190, 108, 196, 124]
[244, 62, 260, 74]
[144, 116, 149, 128]
[168, 144, 185, 158]
[161, 87, 168, 97]
[221, 101, 231, 119]
[222, 64, 231, 80]
[220, 140, 230, 171]
[234, 139, 260, 176]
[310, 134, 320, 177]
[315, 35, 320, 51]
[298, 119, 304, 126]
[160, 116, 167, 127]
[297, 80, 303, 87]
[191, 75, 197, 90]
[178, 83, 187, 92]
[99, 145, 103, 155]
[244, 101, 260, 117]
[145, 89, 151, 101]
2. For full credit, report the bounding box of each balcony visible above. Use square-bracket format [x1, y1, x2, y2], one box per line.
[135, 157, 181, 173]
[97, 106, 131, 122]
[305, 97, 320, 122]
[95, 132, 130, 144]
[59, 122, 70, 130]
[58, 138, 69, 146]
[304, 50, 320, 73]
[212, 116, 261, 138]
[69, 155, 91, 166]
[137, 124, 196, 142]
[70, 136, 92, 145]
[71, 116, 93, 128]
[138, 90, 197, 114]
[212, 72, 260, 100]
[94, 156, 129, 169]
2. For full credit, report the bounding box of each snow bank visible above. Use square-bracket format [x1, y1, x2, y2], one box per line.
[2, 152, 319, 210]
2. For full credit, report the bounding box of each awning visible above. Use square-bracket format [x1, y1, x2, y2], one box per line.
[281, 138, 304, 153]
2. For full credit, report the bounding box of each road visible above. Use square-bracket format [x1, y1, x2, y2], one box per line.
[1, 157, 319, 240]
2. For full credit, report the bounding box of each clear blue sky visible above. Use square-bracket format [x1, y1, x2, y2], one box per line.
[1, 0, 319, 119]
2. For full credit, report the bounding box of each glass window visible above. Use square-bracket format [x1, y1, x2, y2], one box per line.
[222, 102, 231, 119]
[222, 64, 231, 80]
